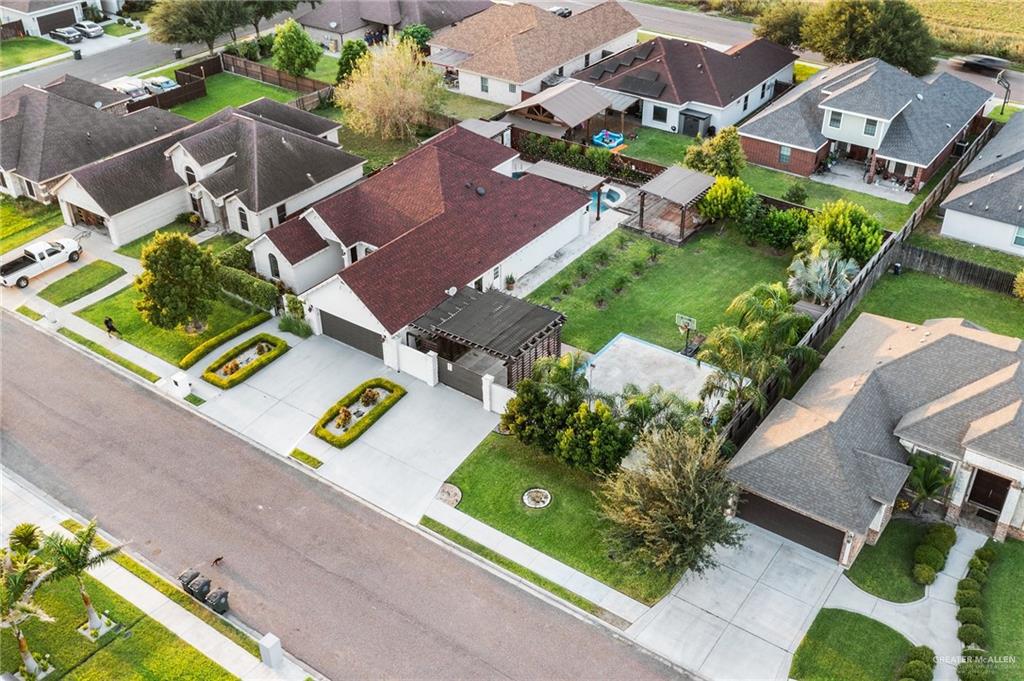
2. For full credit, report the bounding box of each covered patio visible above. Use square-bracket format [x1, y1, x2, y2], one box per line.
[505, 79, 613, 143]
[812, 160, 914, 205]
[621, 166, 716, 245]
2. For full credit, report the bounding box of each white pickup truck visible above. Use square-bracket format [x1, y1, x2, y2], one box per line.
[1, 238, 82, 288]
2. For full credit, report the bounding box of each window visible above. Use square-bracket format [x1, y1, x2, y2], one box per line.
[184, 166, 196, 185]
[268, 253, 280, 278]
[276, 204, 287, 223]
[742, 94, 749, 111]
[0, 173, 6, 188]
[25, 182, 35, 198]
[863, 118, 877, 136]
[348, 245, 359, 263]
[480, 76, 489, 93]
[584, 54, 590, 67]
[760, 82, 767, 98]
[557, 66, 564, 76]
[893, 162, 907, 177]
[601, 49, 612, 58]
[508, 83, 516, 93]
[190, 195, 201, 213]
[652, 105, 668, 123]
[779, 146, 791, 165]
[1014, 226, 1024, 247]
[492, 265, 500, 280]
[829, 110, 842, 128]
[238, 207, 248, 231]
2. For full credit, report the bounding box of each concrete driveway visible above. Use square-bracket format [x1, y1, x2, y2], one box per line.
[192, 329, 498, 522]
[627, 521, 843, 680]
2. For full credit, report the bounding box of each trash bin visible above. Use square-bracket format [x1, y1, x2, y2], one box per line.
[893, 262, 902, 276]
[186, 576, 211, 601]
[73, 49, 82, 60]
[206, 588, 230, 614]
[174, 47, 183, 59]
[178, 568, 200, 589]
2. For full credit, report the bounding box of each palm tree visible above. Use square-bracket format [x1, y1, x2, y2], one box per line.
[616, 383, 700, 435]
[8, 524, 43, 555]
[533, 353, 590, 406]
[698, 325, 762, 414]
[907, 455, 954, 516]
[1, 551, 55, 677]
[787, 250, 859, 305]
[44, 520, 123, 634]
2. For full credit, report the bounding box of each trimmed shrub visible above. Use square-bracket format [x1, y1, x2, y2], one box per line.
[906, 645, 936, 668]
[278, 314, 312, 338]
[955, 590, 982, 609]
[201, 333, 288, 389]
[915, 544, 946, 572]
[219, 266, 278, 310]
[215, 240, 253, 270]
[956, 661, 993, 681]
[913, 563, 936, 585]
[593, 287, 610, 308]
[925, 524, 957, 552]
[177, 312, 271, 369]
[967, 568, 987, 585]
[314, 378, 406, 449]
[924, 532, 954, 554]
[592, 247, 611, 266]
[958, 578, 981, 593]
[974, 546, 996, 563]
[957, 623, 986, 647]
[967, 557, 989, 573]
[956, 607, 983, 626]
[961, 648, 987, 659]
[899, 660, 933, 681]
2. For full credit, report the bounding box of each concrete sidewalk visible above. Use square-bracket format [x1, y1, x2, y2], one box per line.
[1, 472, 311, 680]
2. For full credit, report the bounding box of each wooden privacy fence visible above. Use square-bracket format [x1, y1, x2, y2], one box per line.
[289, 86, 333, 111]
[221, 53, 330, 94]
[1, 20, 25, 40]
[898, 245, 1017, 295]
[125, 55, 221, 112]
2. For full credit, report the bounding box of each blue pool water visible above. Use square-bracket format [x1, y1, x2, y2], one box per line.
[590, 187, 622, 212]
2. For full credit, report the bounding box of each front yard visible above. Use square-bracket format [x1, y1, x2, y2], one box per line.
[103, 22, 140, 38]
[0, 198, 64, 254]
[527, 226, 791, 352]
[170, 72, 295, 120]
[114, 217, 196, 258]
[447, 433, 681, 604]
[985, 539, 1024, 681]
[38, 260, 126, 306]
[846, 518, 929, 603]
[790, 608, 911, 681]
[0, 36, 68, 71]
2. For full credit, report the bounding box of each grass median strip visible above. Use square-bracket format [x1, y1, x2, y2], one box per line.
[185, 393, 206, 406]
[38, 260, 126, 306]
[15, 305, 43, 320]
[289, 449, 323, 469]
[57, 327, 160, 382]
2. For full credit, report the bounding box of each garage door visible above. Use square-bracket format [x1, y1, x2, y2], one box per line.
[320, 311, 383, 358]
[737, 493, 845, 560]
[37, 8, 76, 34]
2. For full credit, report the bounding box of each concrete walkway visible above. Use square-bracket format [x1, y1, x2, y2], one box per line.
[1, 473, 311, 680]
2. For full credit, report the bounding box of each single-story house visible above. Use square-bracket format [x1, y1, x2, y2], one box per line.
[940, 111, 1024, 256]
[573, 37, 796, 136]
[51, 98, 362, 246]
[298, 0, 489, 53]
[428, 0, 639, 106]
[738, 58, 991, 192]
[0, 0, 99, 37]
[729, 313, 1024, 567]
[248, 125, 589, 392]
[0, 79, 188, 204]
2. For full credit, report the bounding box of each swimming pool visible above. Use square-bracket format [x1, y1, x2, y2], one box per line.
[590, 186, 623, 212]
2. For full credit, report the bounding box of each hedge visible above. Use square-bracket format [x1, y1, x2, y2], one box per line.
[966, 568, 987, 585]
[898, 659, 933, 681]
[957, 661, 993, 681]
[974, 546, 996, 563]
[289, 449, 322, 469]
[201, 333, 288, 389]
[906, 645, 935, 668]
[957, 623, 986, 647]
[912, 563, 936, 585]
[177, 312, 271, 369]
[219, 266, 278, 310]
[915, 544, 946, 572]
[955, 589, 982, 608]
[956, 607, 983, 625]
[314, 378, 406, 449]
[215, 240, 253, 271]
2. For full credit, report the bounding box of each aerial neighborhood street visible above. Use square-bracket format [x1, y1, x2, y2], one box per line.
[0, 1, 1022, 680]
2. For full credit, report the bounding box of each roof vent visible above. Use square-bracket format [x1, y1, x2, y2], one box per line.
[93, 101, 102, 109]
[446, 286, 457, 296]
[306, 172, 315, 183]
[916, 93, 923, 100]
[968, 201, 973, 207]
[945, 122, 951, 128]
[476, 186, 486, 196]
[984, 205, 989, 211]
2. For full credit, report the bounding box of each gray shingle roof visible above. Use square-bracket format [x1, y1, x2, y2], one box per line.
[298, 0, 489, 33]
[238, 98, 340, 137]
[960, 110, 1024, 182]
[941, 159, 1024, 227]
[818, 59, 922, 120]
[43, 74, 129, 110]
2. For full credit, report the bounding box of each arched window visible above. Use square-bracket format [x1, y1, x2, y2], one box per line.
[184, 166, 196, 185]
[268, 253, 280, 279]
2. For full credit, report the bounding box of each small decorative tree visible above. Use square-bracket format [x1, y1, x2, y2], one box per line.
[781, 183, 808, 206]
[787, 249, 859, 305]
[804, 199, 884, 266]
[683, 126, 746, 177]
[135, 231, 221, 333]
[556, 400, 632, 472]
[907, 454, 954, 516]
[44, 521, 123, 635]
[1013, 269, 1024, 302]
[697, 176, 758, 222]
[8, 524, 42, 555]
[398, 23, 432, 52]
[1, 552, 55, 677]
[272, 18, 322, 78]
[336, 39, 368, 83]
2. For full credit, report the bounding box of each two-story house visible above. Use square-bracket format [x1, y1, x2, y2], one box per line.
[738, 58, 991, 191]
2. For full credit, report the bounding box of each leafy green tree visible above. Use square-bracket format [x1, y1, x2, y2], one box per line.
[683, 126, 746, 177]
[754, 0, 809, 50]
[1, 552, 55, 677]
[556, 400, 632, 471]
[801, 0, 880, 64]
[804, 199, 884, 266]
[755, 207, 811, 250]
[242, 0, 297, 38]
[149, 0, 247, 54]
[336, 39, 368, 83]
[869, 0, 937, 76]
[907, 454, 954, 516]
[272, 18, 322, 77]
[1014, 269, 1024, 302]
[399, 23, 432, 52]
[598, 429, 743, 574]
[502, 379, 561, 449]
[135, 232, 220, 332]
[698, 176, 758, 222]
[44, 521, 123, 634]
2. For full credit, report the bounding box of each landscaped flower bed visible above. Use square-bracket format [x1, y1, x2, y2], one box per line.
[201, 333, 288, 389]
[314, 378, 406, 449]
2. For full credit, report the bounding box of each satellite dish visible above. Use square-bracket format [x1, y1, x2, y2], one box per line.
[93, 101, 103, 109]
[328, 21, 338, 29]
[446, 286, 457, 296]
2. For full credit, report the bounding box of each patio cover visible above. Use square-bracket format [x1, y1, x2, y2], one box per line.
[457, 118, 511, 140]
[525, 160, 605, 192]
[639, 166, 715, 207]
[602, 90, 639, 112]
[507, 114, 571, 138]
[411, 287, 564, 360]
[506, 80, 610, 128]
[430, 47, 471, 68]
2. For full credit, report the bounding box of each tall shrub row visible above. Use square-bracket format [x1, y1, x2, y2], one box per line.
[517, 133, 650, 184]
[955, 545, 998, 681]
[911, 523, 956, 585]
[218, 266, 278, 310]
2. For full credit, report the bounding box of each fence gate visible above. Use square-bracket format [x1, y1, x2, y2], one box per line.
[438, 359, 483, 400]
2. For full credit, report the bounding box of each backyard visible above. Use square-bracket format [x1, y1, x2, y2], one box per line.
[985, 539, 1024, 681]
[439, 90, 507, 121]
[527, 226, 791, 353]
[170, 72, 295, 120]
[846, 518, 929, 603]
[615, 128, 698, 167]
[260, 52, 338, 84]
[1, 198, 64, 254]
[447, 433, 681, 605]
[906, 210, 1024, 274]
[314, 106, 435, 172]
[790, 609, 911, 681]
[0, 36, 68, 71]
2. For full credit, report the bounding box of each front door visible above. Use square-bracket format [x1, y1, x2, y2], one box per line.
[968, 469, 1011, 512]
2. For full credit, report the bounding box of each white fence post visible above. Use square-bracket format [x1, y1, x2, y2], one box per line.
[481, 374, 494, 412]
[426, 350, 439, 387]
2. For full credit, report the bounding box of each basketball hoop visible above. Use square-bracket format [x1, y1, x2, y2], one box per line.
[676, 314, 697, 346]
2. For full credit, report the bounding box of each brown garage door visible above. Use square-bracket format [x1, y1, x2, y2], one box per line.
[737, 493, 845, 560]
[37, 8, 76, 34]
[320, 311, 383, 358]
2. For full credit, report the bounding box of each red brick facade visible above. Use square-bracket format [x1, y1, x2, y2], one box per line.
[740, 135, 829, 177]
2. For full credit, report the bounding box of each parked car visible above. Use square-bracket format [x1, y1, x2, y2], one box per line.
[949, 54, 1011, 74]
[144, 76, 179, 94]
[49, 27, 83, 43]
[72, 20, 104, 38]
[549, 6, 572, 17]
[107, 76, 150, 101]
[1, 239, 82, 289]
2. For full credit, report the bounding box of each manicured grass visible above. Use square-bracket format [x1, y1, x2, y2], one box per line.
[790, 608, 912, 681]
[314, 106, 432, 172]
[103, 22, 139, 37]
[421, 517, 610, 621]
[260, 53, 337, 84]
[618, 128, 698, 167]
[0, 36, 69, 71]
[201, 233, 246, 255]
[76, 286, 261, 365]
[447, 433, 680, 604]
[289, 449, 323, 469]
[61, 518, 260, 658]
[986, 104, 1021, 123]
[906, 212, 1024, 274]
[16, 305, 43, 320]
[0, 198, 64, 254]
[171, 72, 295, 121]
[825, 271, 1024, 353]
[185, 393, 206, 406]
[527, 227, 791, 352]
[38, 260, 126, 306]
[984, 539, 1024, 681]
[794, 62, 825, 84]
[58, 327, 161, 383]
[115, 219, 194, 258]
[847, 518, 929, 603]
[440, 90, 507, 121]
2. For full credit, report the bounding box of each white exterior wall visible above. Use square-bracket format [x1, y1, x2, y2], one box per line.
[105, 188, 190, 246]
[491, 206, 588, 287]
[457, 69, 523, 106]
[491, 156, 520, 177]
[940, 209, 1024, 257]
[252, 237, 345, 293]
[300, 24, 374, 53]
[641, 99, 686, 133]
[1, 170, 27, 199]
[1, 0, 88, 36]
[395, 344, 438, 385]
[820, 106, 892, 150]
[56, 176, 105, 223]
[303, 276, 390, 336]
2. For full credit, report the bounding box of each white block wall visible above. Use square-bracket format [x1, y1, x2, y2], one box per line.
[940, 209, 1024, 257]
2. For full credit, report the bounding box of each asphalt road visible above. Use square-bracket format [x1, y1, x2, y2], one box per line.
[0, 312, 689, 681]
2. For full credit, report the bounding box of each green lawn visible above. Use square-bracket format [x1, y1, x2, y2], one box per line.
[847, 518, 929, 603]
[16, 305, 43, 321]
[791, 609, 912, 681]
[825, 271, 1024, 352]
[77, 286, 261, 364]
[57, 327, 161, 382]
[447, 433, 681, 604]
[0, 198, 64, 254]
[794, 62, 825, 84]
[527, 227, 791, 353]
[985, 539, 1024, 681]
[171, 72, 295, 120]
[439, 90, 507, 121]
[115, 218, 195, 259]
[260, 53, 337, 84]
[315, 106, 432, 172]
[617, 128, 698, 166]
[0, 574, 232, 680]
[201, 232, 246, 255]
[38, 260, 126, 306]
[0, 36, 69, 71]
[906, 211, 1024, 274]
[986, 104, 1021, 123]
[103, 22, 139, 37]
